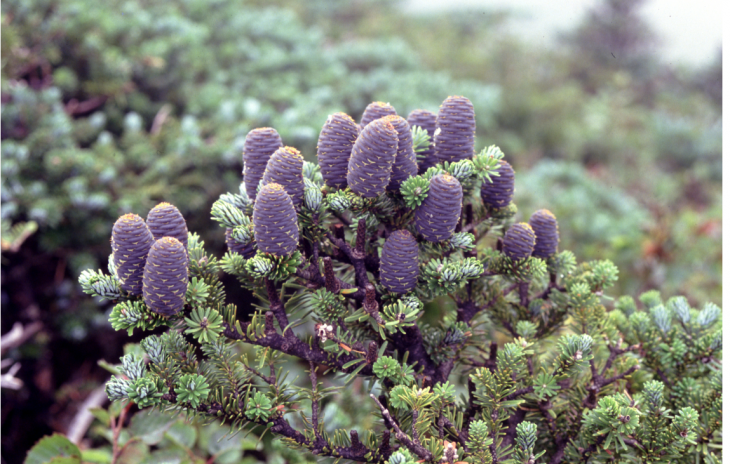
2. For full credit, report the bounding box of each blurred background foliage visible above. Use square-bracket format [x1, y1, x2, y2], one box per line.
[0, 0, 720, 461]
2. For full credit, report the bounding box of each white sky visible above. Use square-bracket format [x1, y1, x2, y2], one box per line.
[400, 0, 722, 68]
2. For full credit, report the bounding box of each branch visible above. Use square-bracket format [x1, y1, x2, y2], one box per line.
[370, 394, 433, 461]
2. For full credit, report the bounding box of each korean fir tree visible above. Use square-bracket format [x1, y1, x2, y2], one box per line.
[81, 96, 721, 464]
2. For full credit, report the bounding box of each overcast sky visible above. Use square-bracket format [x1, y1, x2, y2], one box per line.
[400, 0, 722, 69]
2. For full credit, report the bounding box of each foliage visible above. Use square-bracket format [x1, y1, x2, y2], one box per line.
[66, 95, 723, 464]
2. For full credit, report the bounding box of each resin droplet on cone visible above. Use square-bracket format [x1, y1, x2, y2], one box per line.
[143, 237, 189, 316]
[382, 115, 418, 191]
[407, 109, 438, 173]
[434, 96, 476, 164]
[243, 127, 283, 200]
[262, 146, 304, 208]
[112, 213, 155, 295]
[529, 209, 559, 258]
[480, 160, 515, 209]
[253, 183, 299, 256]
[380, 230, 419, 294]
[317, 112, 359, 189]
[503, 223, 536, 261]
[146, 202, 188, 251]
[414, 173, 463, 242]
[346, 118, 398, 198]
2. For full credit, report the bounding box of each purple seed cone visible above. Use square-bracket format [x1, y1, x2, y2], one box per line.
[317, 112, 359, 189]
[383, 115, 418, 191]
[380, 230, 419, 294]
[225, 228, 256, 259]
[347, 119, 398, 198]
[480, 160, 515, 209]
[503, 223, 536, 261]
[262, 146, 305, 208]
[112, 213, 155, 295]
[146, 202, 188, 252]
[142, 237, 189, 316]
[434, 96, 476, 164]
[407, 109, 438, 174]
[253, 183, 299, 256]
[414, 173, 463, 242]
[359, 101, 397, 129]
[529, 209, 559, 258]
[243, 127, 283, 200]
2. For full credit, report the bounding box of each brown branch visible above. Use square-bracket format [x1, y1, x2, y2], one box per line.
[370, 395, 433, 461]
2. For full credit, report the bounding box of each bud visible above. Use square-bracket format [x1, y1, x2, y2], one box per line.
[480, 159, 515, 209]
[146, 202, 188, 251]
[347, 118, 398, 198]
[414, 173, 463, 242]
[529, 209, 559, 258]
[112, 213, 154, 295]
[317, 112, 359, 189]
[434, 96, 476, 164]
[143, 237, 189, 316]
[502, 223, 536, 261]
[359, 101, 397, 128]
[243, 127, 283, 200]
[252, 183, 299, 256]
[262, 146, 305, 208]
[407, 109, 438, 174]
[380, 230, 419, 294]
[382, 115, 418, 191]
[225, 228, 256, 259]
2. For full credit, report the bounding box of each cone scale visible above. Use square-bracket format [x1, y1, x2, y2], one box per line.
[112, 213, 155, 295]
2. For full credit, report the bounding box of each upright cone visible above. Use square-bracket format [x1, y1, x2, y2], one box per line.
[503, 223, 536, 261]
[414, 173, 463, 242]
[383, 115, 418, 191]
[142, 237, 189, 316]
[253, 183, 299, 256]
[146, 203, 188, 252]
[225, 228, 256, 259]
[380, 230, 419, 294]
[480, 160, 515, 209]
[317, 112, 359, 189]
[529, 209, 559, 258]
[262, 146, 305, 208]
[243, 128, 283, 200]
[434, 96, 476, 164]
[359, 101, 397, 128]
[112, 214, 155, 295]
[346, 118, 398, 198]
[407, 109, 438, 173]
